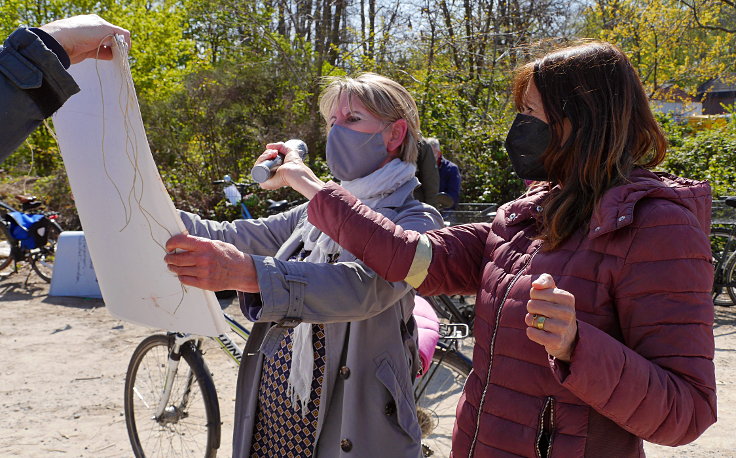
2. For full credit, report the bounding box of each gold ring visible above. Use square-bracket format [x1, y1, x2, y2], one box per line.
[535, 315, 547, 331]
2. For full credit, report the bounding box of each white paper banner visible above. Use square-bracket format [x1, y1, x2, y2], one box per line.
[53, 36, 227, 336]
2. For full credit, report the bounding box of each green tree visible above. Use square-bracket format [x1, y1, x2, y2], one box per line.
[578, 0, 736, 93]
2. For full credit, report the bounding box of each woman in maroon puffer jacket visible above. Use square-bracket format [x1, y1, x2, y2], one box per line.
[258, 41, 717, 457]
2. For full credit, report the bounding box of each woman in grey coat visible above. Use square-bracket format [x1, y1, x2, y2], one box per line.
[166, 73, 443, 457]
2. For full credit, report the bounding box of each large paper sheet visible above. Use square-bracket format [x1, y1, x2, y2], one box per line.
[53, 36, 227, 336]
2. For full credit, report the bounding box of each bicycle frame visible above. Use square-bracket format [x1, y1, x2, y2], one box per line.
[0, 200, 16, 213]
[425, 295, 472, 338]
[152, 313, 251, 419]
[213, 313, 251, 364]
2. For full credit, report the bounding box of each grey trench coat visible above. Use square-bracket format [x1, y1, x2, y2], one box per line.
[180, 178, 443, 457]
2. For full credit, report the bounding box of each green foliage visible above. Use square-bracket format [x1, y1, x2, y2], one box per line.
[661, 120, 736, 198]
[578, 0, 736, 94]
[4, 0, 736, 223]
[406, 61, 521, 205]
[142, 54, 315, 216]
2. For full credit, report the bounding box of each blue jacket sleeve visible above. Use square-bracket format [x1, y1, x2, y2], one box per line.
[0, 28, 79, 162]
[446, 163, 461, 208]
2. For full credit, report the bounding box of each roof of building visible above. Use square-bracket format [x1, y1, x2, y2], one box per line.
[652, 83, 698, 102]
[697, 77, 736, 94]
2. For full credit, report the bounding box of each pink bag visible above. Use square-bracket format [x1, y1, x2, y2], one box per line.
[413, 296, 440, 377]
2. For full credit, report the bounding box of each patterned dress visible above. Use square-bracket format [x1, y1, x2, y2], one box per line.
[249, 323, 327, 457]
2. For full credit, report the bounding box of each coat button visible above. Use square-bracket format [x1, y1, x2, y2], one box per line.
[338, 366, 351, 379]
[340, 438, 353, 451]
[385, 400, 396, 416]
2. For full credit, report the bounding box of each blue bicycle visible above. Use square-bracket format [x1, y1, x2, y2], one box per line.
[212, 175, 294, 220]
[0, 195, 63, 283]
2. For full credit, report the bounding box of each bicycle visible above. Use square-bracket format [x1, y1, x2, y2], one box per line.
[414, 294, 473, 457]
[710, 196, 736, 306]
[0, 195, 63, 283]
[124, 312, 250, 457]
[124, 292, 473, 457]
[212, 175, 294, 220]
[409, 200, 493, 456]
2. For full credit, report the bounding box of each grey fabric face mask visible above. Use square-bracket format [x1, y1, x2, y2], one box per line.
[325, 124, 388, 181]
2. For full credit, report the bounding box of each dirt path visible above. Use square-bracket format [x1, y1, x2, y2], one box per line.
[0, 273, 240, 457]
[0, 272, 733, 457]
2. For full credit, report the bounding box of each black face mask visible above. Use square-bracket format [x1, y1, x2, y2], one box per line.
[504, 113, 551, 181]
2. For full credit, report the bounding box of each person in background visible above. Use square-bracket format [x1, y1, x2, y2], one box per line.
[164, 73, 443, 457]
[426, 137, 461, 210]
[413, 137, 439, 207]
[260, 41, 717, 456]
[0, 14, 131, 162]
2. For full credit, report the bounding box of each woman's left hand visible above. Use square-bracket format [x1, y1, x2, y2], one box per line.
[524, 273, 578, 362]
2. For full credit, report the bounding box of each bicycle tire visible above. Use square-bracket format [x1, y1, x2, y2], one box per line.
[0, 220, 14, 272]
[124, 334, 221, 458]
[723, 250, 736, 306]
[710, 227, 736, 306]
[414, 345, 472, 457]
[30, 219, 62, 283]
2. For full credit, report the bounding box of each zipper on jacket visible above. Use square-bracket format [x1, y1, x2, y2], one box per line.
[468, 243, 543, 457]
[536, 396, 555, 458]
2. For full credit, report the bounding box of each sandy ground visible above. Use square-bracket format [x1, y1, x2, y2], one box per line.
[0, 270, 734, 457]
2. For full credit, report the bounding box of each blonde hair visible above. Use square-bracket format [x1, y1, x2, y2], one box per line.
[319, 73, 420, 163]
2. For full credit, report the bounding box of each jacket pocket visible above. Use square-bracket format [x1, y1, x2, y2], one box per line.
[536, 396, 555, 458]
[375, 357, 422, 441]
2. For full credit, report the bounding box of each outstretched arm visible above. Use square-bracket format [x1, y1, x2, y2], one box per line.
[254, 142, 488, 294]
[0, 15, 130, 162]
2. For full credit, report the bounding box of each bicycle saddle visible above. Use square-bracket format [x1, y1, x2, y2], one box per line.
[266, 199, 290, 213]
[16, 195, 42, 210]
[15, 194, 37, 203]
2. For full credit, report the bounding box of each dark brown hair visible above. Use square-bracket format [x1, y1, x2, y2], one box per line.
[511, 41, 667, 249]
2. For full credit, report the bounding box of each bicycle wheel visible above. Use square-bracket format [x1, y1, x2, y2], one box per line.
[710, 227, 736, 306]
[124, 334, 221, 458]
[414, 345, 472, 457]
[30, 220, 62, 283]
[723, 250, 736, 306]
[0, 220, 13, 272]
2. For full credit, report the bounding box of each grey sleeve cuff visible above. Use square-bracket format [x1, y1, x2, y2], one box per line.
[251, 255, 307, 324]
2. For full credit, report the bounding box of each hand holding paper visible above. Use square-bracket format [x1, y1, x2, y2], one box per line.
[165, 234, 260, 293]
[40, 14, 131, 64]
